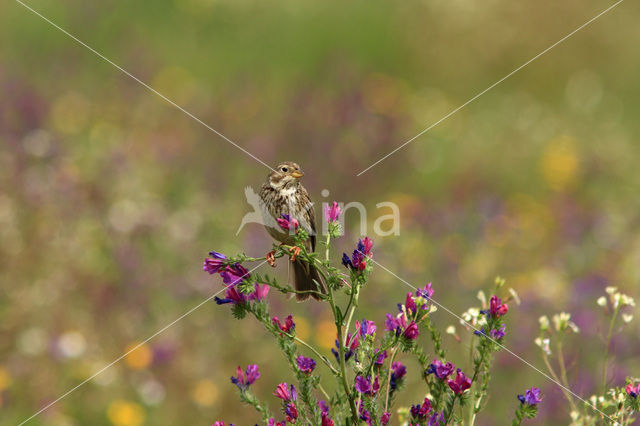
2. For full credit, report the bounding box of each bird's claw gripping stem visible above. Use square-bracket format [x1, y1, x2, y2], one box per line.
[266, 250, 276, 267]
[289, 246, 301, 262]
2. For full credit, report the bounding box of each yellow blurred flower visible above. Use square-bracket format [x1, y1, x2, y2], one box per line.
[107, 400, 145, 426]
[124, 343, 153, 370]
[295, 316, 310, 341]
[540, 136, 580, 191]
[0, 367, 12, 391]
[315, 320, 336, 349]
[191, 379, 218, 407]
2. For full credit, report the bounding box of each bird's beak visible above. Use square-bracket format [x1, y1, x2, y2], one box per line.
[291, 170, 304, 178]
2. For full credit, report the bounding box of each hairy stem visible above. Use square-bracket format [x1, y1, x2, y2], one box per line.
[602, 305, 619, 393]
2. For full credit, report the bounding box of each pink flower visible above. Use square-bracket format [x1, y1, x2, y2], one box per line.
[274, 383, 297, 401]
[249, 283, 270, 301]
[381, 412, 391, 425]
[277, 214, 299, 231]
[625, 383, 639, 398]
[324, 201, 342, 222]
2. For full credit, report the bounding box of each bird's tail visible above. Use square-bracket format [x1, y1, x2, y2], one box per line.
[293, 259, 327, 301]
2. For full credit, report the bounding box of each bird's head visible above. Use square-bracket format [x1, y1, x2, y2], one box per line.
[268, 161, 304, 189]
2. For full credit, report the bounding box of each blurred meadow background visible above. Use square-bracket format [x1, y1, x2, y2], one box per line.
[1, 0, 640, 424]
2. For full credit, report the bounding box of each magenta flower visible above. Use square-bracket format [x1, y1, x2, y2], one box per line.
[215, 287, 246, 305]
[230, 364, 260, 390]
[427, 359, 455, 380]
[324, 201, 341, 222]
[285, 403, 298, 423]
[489, 295, 508, 318]
[626, 383, 640, 398]
[342, 238, 373, 272]
[447, 368, 472, 394]
[405, 292, 417, 313]
[219, 264, 250, 286]
[380, 412, 391, 425]
[274, 382, 297, 401]
[359, 401, 372, 425]
[212, 422, 235, 426]
[268, 420, 285, 426]
[248, 283, 270, 301]
[277, 214, 299, 231]
[203, 251, 227, 274]
[273, 315, 295, 334]
[518, 387, 543, 405]
[403, 321, 419, 340]
[410, 397, 433, 420]
[296, 355, 316, 373]
[318, 400, 335, 425]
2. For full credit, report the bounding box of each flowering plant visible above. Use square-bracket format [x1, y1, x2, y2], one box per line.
[203, 202, 629, 425]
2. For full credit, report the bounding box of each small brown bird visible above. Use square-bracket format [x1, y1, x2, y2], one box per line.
[259, 161, 327, 301]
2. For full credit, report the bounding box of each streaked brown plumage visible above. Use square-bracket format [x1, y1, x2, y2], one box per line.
[259, 161, 327, 301]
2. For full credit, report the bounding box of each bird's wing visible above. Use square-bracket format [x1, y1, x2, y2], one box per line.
[299, 185, 317, 252]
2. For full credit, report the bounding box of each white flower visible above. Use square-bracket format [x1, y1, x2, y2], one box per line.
[596, 296, 607, 307]
[446, 325, 456, 335]
[476, 291, 487, 307]
[622, 314, 633, 324]
[539, 315, 550, 331]
[535, 337, 551, 355]
[605, 286, 617, 295]
[509, 288, 521, 306]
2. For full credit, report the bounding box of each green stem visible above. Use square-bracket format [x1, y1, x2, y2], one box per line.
[324, 233, 359, 424]
[556, 339, 578, 414]
[541, 350, 577, 413]
[602, 306, 619, 393]
[444, 394, 459, 424]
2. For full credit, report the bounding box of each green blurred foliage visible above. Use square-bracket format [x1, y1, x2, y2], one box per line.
[1, 0, 640, 424]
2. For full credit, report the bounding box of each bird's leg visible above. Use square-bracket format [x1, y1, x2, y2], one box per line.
[266, 250, 277, 267]
[289, 246, 301, 262]
[266, 243, 285, 267]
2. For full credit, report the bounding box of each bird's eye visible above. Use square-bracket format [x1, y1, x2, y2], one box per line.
[281, 167, 288, 172]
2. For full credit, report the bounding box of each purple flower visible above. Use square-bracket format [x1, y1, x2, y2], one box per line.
[203, 251, 227, 274]
[390, 361, 406, 390]
[268, 420, 285, 426]
[318, 401, 334, 426]
[332, 332, 359, 361]
[380, 412, 391, 425]
[489, 295, 508, 317]
[230, 364, 260, 390]
[416, 282, 434, 300]
[277, 214, 299, 231]
[410, 397, 432, 420]
[405, 292, 417, 313]
[428, 411, 445, 426]
[324, 201, 341, 223]
[212, 422, 235, 426]
[355, 375, 379, 395]
[273, 315, 295, 334]
[474, 324, 507, 340]
[215, 287, 246, 305]
[518, 387, 543, 405]
[342, 238, 373, 272]
[427, 359, 455, 380]
[356, 319, 377, 337]
[374, 350, 387, 365]
[274, 383, 297, 401]
[403, 321, 419, 340]
[296, 355, 316, 374]
[359, 401, 372, 425]
[447, 368, 472, 394]
[318, 400, 329, 414]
